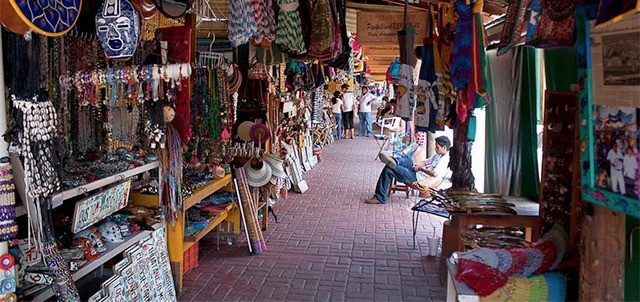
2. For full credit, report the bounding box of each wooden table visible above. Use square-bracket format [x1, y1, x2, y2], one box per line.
[441, 196, 541, 258]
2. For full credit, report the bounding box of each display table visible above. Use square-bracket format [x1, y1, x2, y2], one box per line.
[441, 196, 541, 258]
[446, 257, 479, 302]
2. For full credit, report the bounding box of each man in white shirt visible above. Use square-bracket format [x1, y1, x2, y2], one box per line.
[365, 136, 451, 204]
[341, 84, 355, 139]
[607, 140, 625, 194]
[357, 86, 375, 137]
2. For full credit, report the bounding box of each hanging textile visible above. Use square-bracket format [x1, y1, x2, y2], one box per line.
[275, 0, 306, 55]
[229, 0, 257, 47]
[326, 0, 352, 70]
[437, 2, 457, 103]
[394, 64, 416, 121]
[451, 0, 489, 123]
[415, 8, 443, 132]
[252, 0, 277, 43]
[484, 48, 524, 196]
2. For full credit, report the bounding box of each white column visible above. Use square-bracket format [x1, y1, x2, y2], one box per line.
[0, 33, 8, 158]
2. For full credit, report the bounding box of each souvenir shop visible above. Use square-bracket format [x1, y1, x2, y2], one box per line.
[0, 0, 369, 300]
[0, 0, 638, 301]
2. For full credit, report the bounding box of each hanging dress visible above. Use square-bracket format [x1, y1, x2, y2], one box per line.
[415, 8, 443, 132]
[275, 0, 306, 55]
[229, 0, 257, 47]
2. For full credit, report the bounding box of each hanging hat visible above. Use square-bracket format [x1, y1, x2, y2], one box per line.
[237, 121, 255, 141]
[228, 64, 242, 94]
[244, 159, 272, 187]
[250, 123, 271, 144]
[263, 153, 286, 178]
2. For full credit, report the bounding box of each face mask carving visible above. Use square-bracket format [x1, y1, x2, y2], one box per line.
[96, 0, 140, 59]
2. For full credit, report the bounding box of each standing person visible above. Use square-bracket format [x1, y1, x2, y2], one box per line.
[341, 84, 355, 139]
[357, 86, 375, 137]
[365, 136, 451, 204]
[623, 145, 637, 196]
[331, 91, 343, 141]
[607, 140, 625, 194]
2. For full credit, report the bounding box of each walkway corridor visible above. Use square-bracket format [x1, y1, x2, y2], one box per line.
[180, 136, 448, 301]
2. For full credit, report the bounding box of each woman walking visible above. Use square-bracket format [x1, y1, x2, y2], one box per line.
[331, 91, 343, 140]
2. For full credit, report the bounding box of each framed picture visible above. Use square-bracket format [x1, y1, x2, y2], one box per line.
[595, 0, 640, 28]
[579, 12, 640, 218]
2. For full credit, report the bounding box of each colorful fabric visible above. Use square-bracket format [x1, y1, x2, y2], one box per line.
[456, 258, 509, 297]
[275, 0, 306, 55]
[497, 0, 531, 55]
[526, 0, 576, 48]
[252, 0, 277, 43]
[480, 275, 532, 301]
[544, 272, 567, 301]
[229, 0, 257, 47]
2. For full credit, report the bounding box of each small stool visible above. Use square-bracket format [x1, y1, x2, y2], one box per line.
[373, 134, 389, 160]
[388, 178, 411, 198]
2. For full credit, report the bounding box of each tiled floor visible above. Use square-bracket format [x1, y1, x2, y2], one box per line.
[180, 135, 448, 301]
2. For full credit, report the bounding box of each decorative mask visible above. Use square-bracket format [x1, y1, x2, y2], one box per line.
[96, 0, 141, 59]
[74, 228, 107, 253]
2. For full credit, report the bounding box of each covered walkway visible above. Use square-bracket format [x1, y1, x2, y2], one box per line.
[180, 136, 448, 301]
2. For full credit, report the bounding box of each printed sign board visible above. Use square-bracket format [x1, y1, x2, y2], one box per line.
[72, 180, 132, 233]
[357, 12, 428, 45]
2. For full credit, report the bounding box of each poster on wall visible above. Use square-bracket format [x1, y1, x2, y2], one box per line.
[582, 12, 640, 217]
[592, 106, 639, 200]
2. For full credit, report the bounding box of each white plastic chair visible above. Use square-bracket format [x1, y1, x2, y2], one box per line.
[380, 117, 402, 149]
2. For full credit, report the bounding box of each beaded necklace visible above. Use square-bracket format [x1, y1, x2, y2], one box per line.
[162, 124, 183, 225]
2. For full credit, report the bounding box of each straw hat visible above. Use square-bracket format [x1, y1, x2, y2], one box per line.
[263, 153, 286, 179]
[250, 123, 271, 144]
[244, 159, 272, 187]
[227, 64, 242, 94]
[237, 121, 255, 141]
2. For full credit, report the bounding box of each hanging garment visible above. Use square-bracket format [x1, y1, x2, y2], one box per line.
[497, 0, 531, 55]
[229, 0, 257, 47]
[415, 9, 444, 132]
[525, 0, 576, 48]
[252, 0, 277, 43]
[276, 0, 306, 55]
[437, 2, 457, 102]
[326, 0, 352, 70]
[394, 64, 416, 120]
[452, 0, 489, 123]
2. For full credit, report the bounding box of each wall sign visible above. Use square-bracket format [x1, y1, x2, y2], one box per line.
[356, 12, 428, 45]
[72, 180, 132, 233]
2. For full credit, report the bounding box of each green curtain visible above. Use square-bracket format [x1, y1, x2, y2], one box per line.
[485, 46, 540, 200]
[544, 48, 578, 91]
[520, 47, 540, 201]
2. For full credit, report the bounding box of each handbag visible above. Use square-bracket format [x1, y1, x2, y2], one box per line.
[248, 47, 274, 81]
[525, 0, 576, 48]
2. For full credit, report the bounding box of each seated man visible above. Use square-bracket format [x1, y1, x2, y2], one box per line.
[365, 136, 451, 204]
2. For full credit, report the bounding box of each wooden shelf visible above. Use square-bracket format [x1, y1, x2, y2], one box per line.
[51, 161, 160, 209]
[29, 222, 164, 300]
[183, 203, 235, 251]
[183, 174, 232, 210]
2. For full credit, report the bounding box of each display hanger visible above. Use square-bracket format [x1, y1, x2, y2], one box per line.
[198, 32, 226, 68]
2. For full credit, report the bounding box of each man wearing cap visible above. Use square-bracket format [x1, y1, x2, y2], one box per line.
[365, 136, 451, 204]
[357, 85, 375, 137]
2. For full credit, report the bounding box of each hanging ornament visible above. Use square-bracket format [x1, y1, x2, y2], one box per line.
[96, 0, 141, 59]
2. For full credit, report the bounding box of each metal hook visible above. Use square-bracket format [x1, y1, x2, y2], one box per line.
[207, 32, 216, 52]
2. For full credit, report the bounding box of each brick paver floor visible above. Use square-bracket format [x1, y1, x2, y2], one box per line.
[180, 135, 448, 301]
